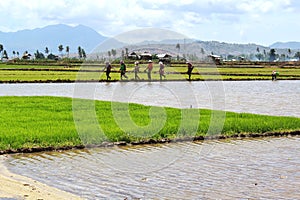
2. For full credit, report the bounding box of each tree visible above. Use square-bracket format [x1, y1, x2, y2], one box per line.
[255, 53, 263, 61]
[176, 43, 180, 59]
[256, 47, 260, 53]
[45, 47, 49, 57]
[58, 44, 64, 57]
[0, 44, 3, 60]
[288, 48, 291, 56]
[17, 51, 19, 58]
[121, 50, 125, 59]
[78, 46, 82, 59]
[111, 49, 116, 58]
[66, 46, 70, 58]
[2, 50, 8, 59]
[82, 49, 86, 59]
[12, 51, 16, 58]
[280, 54, 286, 61]
[295, 52, 300, 61]
[269, 49, 276, 62]
[125, 48, 129, 59]
[263, 49, 267, 57]
[200, 48, 205, 55]
[107, 50, 111, 59]
[47, 53, 58, 60]
[34, 50, 45, 59]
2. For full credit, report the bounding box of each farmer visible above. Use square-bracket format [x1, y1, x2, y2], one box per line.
[186, 61, 194, 80]
[272, 70, 278, 81]
[105, 62, 112, 81]
[159, 61, 166, 81]
[144, 60, 153, 80]
[120, 60, 128, 80]
[134, 61, 140, 80]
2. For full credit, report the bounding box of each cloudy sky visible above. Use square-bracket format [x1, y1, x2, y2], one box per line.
[0, 0, 299, 46]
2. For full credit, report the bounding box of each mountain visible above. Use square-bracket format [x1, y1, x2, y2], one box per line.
[270, 42, 300, 50]
[0, 24, 107, 55]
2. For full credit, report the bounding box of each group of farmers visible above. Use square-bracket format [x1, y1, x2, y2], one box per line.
[105, 60, 194, 81]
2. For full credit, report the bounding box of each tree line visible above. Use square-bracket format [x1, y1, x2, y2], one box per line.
[0, 43, 87, 60]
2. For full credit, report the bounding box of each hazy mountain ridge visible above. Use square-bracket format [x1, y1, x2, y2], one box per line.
[0, 24, 107, 55]
[1, 24, 300, 58]
[270, 42, 300, 50]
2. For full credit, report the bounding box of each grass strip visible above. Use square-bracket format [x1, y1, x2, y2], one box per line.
[0, 96, 299, 152]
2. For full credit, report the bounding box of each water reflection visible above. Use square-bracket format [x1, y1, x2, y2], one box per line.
[0, 81, 299, 117]
[8, 137, 300, 199]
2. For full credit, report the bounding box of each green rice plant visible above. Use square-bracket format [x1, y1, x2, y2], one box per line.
[0, 96, 299, 151]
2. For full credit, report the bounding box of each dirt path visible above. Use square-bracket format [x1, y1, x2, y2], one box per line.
[0, 155, 83, 200]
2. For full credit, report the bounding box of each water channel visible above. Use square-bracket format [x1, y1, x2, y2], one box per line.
[1, 80, 300, 199]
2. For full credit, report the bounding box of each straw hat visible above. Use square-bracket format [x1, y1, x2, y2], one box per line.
[148, 60, 153, 63]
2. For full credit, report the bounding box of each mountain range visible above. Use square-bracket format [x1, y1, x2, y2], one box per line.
[1, 24, 300, 58]
[0, 24, 107, 55]
[269, 42, 300, 50]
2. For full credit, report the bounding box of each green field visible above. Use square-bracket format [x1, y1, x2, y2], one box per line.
[0, 96, 299, 152]
[1, 61, 300, 82]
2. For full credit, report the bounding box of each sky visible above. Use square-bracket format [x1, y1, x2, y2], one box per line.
[0, 0, 299, 46]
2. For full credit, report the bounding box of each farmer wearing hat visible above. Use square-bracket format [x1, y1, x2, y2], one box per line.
[105, 62, 112, 81]
[120, 60, 128, 80]
[145, 60, 153, 80]
[186, 61, 194, 80]
[159, 61, 166, 81]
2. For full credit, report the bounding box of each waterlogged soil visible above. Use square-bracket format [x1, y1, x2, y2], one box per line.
[0, 131, 299, 155]
[7, 136, 300, 199]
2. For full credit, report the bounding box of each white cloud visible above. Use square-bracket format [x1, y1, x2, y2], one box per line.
[0, 0, 300, 45]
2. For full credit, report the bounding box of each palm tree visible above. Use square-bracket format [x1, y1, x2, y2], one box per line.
[78, 46, 82, 59]
[12, 51, 16, 58]
[82, 49, 86, 59]
[111, 49, 116, 58]
[3, 50, 8, 59]
[45, 47, 49, 57]
[269, 49, 276, 62]
[125, 48, 129, 59]
[58, 44, 64, 57]
[0, 44, 3, 60]
[66, 46, 70, 58]
[288, 48, 292, 59]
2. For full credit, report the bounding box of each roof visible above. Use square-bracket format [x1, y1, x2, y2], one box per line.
[157, 53, 172, 58]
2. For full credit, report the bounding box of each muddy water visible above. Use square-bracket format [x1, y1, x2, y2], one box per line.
[0, 80, 299, 117]
[7, 136, 300, 199]
[2, 80, 300, 199]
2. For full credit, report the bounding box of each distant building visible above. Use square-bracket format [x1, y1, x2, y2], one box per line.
[140, 52, 152, 60]
[128, 52, 139, 59]
[157, 53, 172, 60]
[208, 54, 222, 64]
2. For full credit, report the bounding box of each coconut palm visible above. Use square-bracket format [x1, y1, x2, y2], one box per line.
[58, 44, 64, 57]
[0, 44, 3, 60]
[66, 46, 70, 58]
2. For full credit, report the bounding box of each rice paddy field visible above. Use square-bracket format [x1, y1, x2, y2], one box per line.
[0, 96, 299, 152]
[1, 61, 300, 82]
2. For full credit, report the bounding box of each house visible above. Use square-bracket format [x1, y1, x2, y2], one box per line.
[140, 52, 152, 60]
[157, 53, 172, 60]
[128, 52, 138, 59]
[208, 54, 222, 64]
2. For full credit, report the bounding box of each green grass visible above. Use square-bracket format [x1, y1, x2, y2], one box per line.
[0, 96, 299, 151]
